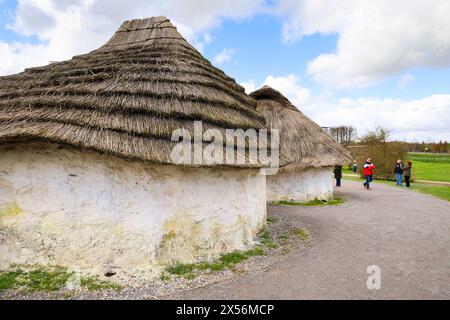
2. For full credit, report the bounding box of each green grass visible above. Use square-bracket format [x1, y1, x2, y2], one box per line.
[342, 167, 356, 175]
[258, 228, 279, 249]
[165, 262, 196, 276]
[0, 269, 23, 291]
[408, 152, 450, 163]
[159, 272, 171, 282]
[291, 227, 310, 242]
[345, 153, 450, 182]
[164, 247, 266, 278]
[163, 223, 312, 280]
[80, 275, 122, 291]
[326, 198, 345, 205]
[278, 234, 290, 247]
[346, 153, 450, 182]
[0, 266, 122, 293]
[413, 184, 450, 202]
[407, 153, 450, 182]
[267, 216, 279, 224]
[269, 197, 344, 207]
[343, 174, 365, 182]
[220, 248, 266, 264]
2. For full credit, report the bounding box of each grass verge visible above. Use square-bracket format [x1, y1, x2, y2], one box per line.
[0, 265, 122, 293]
[163, 248, 266, 279]
[269, 197, 344, 207]
[413, 184, 450, 202]
[163, 221, 311, 280]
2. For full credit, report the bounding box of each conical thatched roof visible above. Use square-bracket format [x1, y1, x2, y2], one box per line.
[250, 86, 352, 171]
[0, 16, 266, 167]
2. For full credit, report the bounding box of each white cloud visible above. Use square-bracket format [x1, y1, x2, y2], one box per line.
[242, 74, 311, 108]
[278, 0, 450, 89]
[262, 74, 311, 108]
[0, 0, 264, 75]
[244, 74, 450, 141]
[0, 41, 49, 75]
[212, 48, 235, 65]
[397, 73, 415, 90]
[240, 79, 257, 93]
[192, 33, 212, 53]
[314, 95, 450, 141]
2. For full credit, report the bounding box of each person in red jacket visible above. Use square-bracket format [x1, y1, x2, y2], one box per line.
[363, 158, 376, 190]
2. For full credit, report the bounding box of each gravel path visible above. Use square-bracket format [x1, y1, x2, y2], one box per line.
[166, 180, 450, 299]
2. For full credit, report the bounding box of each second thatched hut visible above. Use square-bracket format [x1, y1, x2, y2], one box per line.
[250, 86, 352, 202]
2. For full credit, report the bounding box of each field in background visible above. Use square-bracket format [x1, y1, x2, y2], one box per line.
[344, 152, 450, 182]
[407, 153, 450, 182]
[342, 152, 450, 202]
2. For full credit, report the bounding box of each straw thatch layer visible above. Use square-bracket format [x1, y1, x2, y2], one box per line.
[250, 86, 352, 171]
[0, 16, 265, 167]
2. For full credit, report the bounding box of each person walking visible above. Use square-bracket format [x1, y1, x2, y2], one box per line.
[394, 159, 404, 186]
[352, 160, 358, 173]
[333, 164, 343, 187]
[363, 158, 375, 190]
[403, 161, 412, 188]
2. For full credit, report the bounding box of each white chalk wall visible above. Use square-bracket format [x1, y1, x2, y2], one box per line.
[0, 143, 266, 274]
[267, 168, 333, 202]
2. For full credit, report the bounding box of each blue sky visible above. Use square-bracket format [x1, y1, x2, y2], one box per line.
[1, 0, 450, 141]
[200, 15, 450, 102]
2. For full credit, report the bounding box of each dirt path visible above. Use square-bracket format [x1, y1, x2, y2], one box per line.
[166, 180, 450, 299]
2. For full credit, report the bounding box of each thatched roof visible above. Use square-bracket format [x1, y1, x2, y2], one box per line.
[250, 86, 352, 171]
[0, 16, 266, 167]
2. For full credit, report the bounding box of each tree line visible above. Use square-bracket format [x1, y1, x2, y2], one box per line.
[325, 126, 449, 154]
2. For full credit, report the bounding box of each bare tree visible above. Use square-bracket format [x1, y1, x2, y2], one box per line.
[329, 126, 357, 145]
[353, 127, 409, 180]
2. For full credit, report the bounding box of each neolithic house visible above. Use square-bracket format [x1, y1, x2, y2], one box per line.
[250, 86, 352, 202]
[0, 17, 267, 273]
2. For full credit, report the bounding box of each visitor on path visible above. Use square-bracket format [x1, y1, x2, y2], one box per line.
[353, 160, 358, 173]
[363, 158, 375, 190]
[403, 161, 412, 188]
[394, 159, 404, 186]
[334, 165, 343, 187]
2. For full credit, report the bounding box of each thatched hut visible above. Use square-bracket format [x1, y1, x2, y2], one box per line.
[250, 86, 352, 202]
[0, 17, 267, 273]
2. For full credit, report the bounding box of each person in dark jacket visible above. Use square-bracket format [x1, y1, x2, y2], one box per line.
[394, 159, 404, 186]
[403, 161, 412, 188]
[334, 165, 343, 187]
[363, 158, 375, 190]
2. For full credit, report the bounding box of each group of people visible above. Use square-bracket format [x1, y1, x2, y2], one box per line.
[394, 159, 412, 187]
[333, 158, 413, 190]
